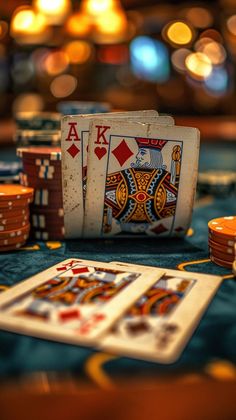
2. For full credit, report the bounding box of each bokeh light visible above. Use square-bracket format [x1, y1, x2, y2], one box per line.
[44, 51, 69, 75]
[0, 21, 8, 40]
[34, 0, 71, 24]
[13, 93, 44, 114]
[11, 58, 34, 85]
[50, 74, 77, 97]
[204, 67, 228, 95]
[63, 41, 92, 64]
[130, 36, 170, 82]
[11, 7, 47, 36]
[227, 15, 236, 36]
[95, 9, 128, 43]
[200, 29, 223, 43]
[202, 41, 226, 65]
[165, 21, 193, 46]
[185, 52, 212, 80]
[82, 0, 116, 16]
[171, 48, 191, 73]
[185, 7, 213, 29]
[65, 12, 91, 37]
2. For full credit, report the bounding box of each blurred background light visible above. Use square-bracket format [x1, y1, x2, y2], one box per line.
[200, 29, 223, 43]
[185, 7, 213, 29]
[13, 93, 44, 114]
[164, 21, 193, 46]
[33, 0, 71, 25]
[11, 57, 34, 85]
[11, 7, 47, 36]
[0, 21, 8, 40]
[50, 74, 77, 97]
[63, 41, 92, 64]
[82, 0, 117, 16]
[171, 48, 191, 73]
[98, 45, 129, 65]
[227, 15, 236, 36]
[130, 36, 170, 82]
[65, 12, 91, 37]
[94, 9, 128, 43]
[204, 66, 229, 95]
[185, 52, 212, 80]
[43, 50, 69, 75]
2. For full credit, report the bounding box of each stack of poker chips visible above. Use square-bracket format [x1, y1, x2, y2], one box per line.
[208, 216, 236, 271]
[14, 112, 61, 147]
[57, 100, 111, 115]
[198, 171, 236, 197]
[0, 185, 34, 251]
[17, 147, 64, 241]
[0, 161, 22, 184]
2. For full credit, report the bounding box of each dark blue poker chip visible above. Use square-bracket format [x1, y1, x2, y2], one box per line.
[0, 161, 22, 177]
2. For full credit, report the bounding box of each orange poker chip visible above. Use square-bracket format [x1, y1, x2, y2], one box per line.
[208, 216, 236, 240]
[0, 208, 29, 219]
[0, 223, 30, 239]
[0, 197, 33, 209]
[0, 213, 29, 226]
[0, 220, 28, 232]
[210, 254, 233, 269]
[209, 248, 235, 262]
[0, 232, 29, 246]
[208, 231, 235, 247]
[208, 238, 234, 255]
[0, 184, 34, 201]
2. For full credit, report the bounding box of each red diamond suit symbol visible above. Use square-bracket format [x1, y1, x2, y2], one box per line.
[112, 139, 134, 167]
[67, 144, 80, 158]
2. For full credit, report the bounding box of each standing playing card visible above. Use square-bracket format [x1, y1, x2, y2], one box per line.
[61, 111, 174, 238]
[84, 120, 200, 238]
[99, 261, 222, 363]
[0, 259, 164, 344]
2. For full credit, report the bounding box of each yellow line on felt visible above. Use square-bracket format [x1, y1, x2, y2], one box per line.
[84, 352, 117, 389]
[177, 258, 211, 271]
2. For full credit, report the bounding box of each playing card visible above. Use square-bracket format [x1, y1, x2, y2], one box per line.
[0, 259, 164, 344]
[84, 120, 200, 238]
[61, 111, 174, 238]
[99, 261, 222, 363]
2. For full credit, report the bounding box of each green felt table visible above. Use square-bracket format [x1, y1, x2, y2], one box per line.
[0, 142, 236, 390]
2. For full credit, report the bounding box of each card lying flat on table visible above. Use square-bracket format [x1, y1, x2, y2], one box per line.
[84, 120, 200, 238]
[0, 259, 164, 344]
[99, 261, 222, 363]
[61, 111, 174, 238]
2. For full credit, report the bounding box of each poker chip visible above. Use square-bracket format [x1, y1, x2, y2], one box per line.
[0, 161, 22, 176]
[209, 248, 235, 262]
[17, 146, 64, 241]
[208, 216, 236, 240]
[57, 100, 111, 115]
[0, 208, 29, 219]
[0, 213, 29, 226]
[0, 242, 28, 252]
[210, 254, 233, 269]
[14, 130, 61, 146]
[15, 112, 61, 131]
[0, 223, 30, 239]
[0, 196, 33, 209]
[208, 231, 235, 247]
[0, 232, 29, 246]
[17, 147, 61, 161]
[208, 238, 234, 254]
[198, 171, 236, 196]
[0, 185, 34, 201]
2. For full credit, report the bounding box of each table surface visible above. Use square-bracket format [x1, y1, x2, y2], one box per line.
[0, 141, 236, 391]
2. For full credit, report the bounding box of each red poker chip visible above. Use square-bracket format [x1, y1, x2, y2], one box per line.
[0, 241, 28, 252]
[0, 213, 29, 225]
[17, 147, 61, 161]
[0, 223, 30, 239]
[208, 238, 234, 255]
[30, 206, 64, 216]
[0, 231, 29, 246]
[208, 231, 235, 247]
[31, 230, 64, 241]
[209, 248, 235, 262]
[20, 173, 62, 191]
[22, 157, 61, 167]
[22, 163, 62, 176]
[210, 254, 233, 269]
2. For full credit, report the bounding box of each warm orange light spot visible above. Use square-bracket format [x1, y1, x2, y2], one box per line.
[185, 52, 212, 79]
[11, 7, 47, 36]
[44, 51, 69, 75]
[185, 7, 213, 29]
[33, 0, 71, 23]
[227, 15, 236, 36]
[50, 74, 77, 98]
[63, 41, 92, 64]
[82, 0, 116, 16]
[166, 21, 192, 45]
[65, 12, 91, 37]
